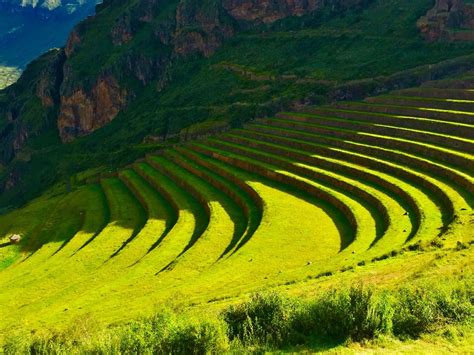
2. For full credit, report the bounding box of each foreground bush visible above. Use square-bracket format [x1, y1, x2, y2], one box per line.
[294, 285, 393, 342]
[393, 282, 474, 338]
[2, 311, 229, 355]
[1, 281, 472, 353]
[223, 292, 295, 347]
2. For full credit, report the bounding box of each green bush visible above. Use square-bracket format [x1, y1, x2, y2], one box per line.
[393, 287, 438, 338]
[169, 319, 229, 354]
[117, 312, 228, 354]
[1, 282, 472, 352]
[2, 329, 32, 355]
[117, 315, 171, 353]
[434, 285, 473, 323]
[393, 284, 473, 339]
[295, 285, 393, 342]
[222, 292, 295, 347]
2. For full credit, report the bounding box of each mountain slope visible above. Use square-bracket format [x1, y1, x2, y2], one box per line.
[1, 0, 474, 210]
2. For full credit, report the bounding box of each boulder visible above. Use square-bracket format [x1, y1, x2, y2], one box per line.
[9, 234, 21, 244]
[417, 0, 474, 41]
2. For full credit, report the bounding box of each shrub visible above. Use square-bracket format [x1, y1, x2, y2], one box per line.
[393, 287, 440, 338]
[169, 319, 229, 354]
[435, 289, 473, 324]
[222, 292, 295, 347]
[115, 311, 177, 353]
[456, 241, 468, 251]
[116, 311, 229, 354]
[392, 284, 473, 339]
[2, 282, 472, 352]
[295, 285, 393, 342]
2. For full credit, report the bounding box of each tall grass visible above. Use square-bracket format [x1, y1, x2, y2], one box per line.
[223, 292, 296, 347]
[294, 285, 393, 342]
[1, 281, 472, 353]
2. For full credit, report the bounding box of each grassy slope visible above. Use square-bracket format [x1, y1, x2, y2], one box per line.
[0, 83, 472, 331]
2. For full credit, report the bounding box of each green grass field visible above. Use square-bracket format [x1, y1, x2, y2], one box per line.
[0, 78, 473, 352]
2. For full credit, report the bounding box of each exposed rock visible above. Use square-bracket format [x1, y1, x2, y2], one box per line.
[58, 76, 127, 141]
[65, 28, 82, 56]
[2, 170, 20, 192]
[2, 0, 373, 150]
[0, 49, 65, 165]
[111, 14, 134, 45]
[222, 0, 320, 24]
[222, 0, 367, 24]
[417, 0, 474, 41]
[174, 1, 235, 57]
[35, 50, 65, 107]
[9, 234, 21, 244]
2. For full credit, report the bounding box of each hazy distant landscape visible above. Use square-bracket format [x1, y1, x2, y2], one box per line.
[0, 0, 97, 88]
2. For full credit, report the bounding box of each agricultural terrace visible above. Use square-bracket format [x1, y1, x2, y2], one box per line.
[0, 78, 473, 332]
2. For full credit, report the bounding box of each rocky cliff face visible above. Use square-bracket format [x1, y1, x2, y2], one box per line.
[417, 0, 474, 41]
[222, 0, 368, 24]
[55, 0, 372, 142]
[0, 49, 65, 166]
[58, 76, 127, 141]
[1, 0, 370, 163]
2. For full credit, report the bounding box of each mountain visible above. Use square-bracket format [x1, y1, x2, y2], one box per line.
[0, 0, 473, 209]
[0, 0, 93, 12]
[0, 0, 98, 88]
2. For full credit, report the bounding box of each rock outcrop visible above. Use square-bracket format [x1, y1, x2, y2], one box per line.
[0, 49, 65, 166]
[222, 0, 367, 24]
[174, 1, 235, 57]
[2, 0, 371, 157]
[54, 0, 373, 142]
[417, 0, 474, 41]
[58, 76, 127, 141]
[222, 0, 321, 24]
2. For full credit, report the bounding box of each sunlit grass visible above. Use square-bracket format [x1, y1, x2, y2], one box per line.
[0, 82, 472, 345]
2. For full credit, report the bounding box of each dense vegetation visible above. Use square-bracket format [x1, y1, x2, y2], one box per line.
[2, 280, 472, 353]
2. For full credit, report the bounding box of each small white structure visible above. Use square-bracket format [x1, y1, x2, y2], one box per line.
[9, 234, 21, 244]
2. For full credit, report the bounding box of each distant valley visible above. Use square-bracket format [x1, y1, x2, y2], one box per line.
[0, 0, 98, 88]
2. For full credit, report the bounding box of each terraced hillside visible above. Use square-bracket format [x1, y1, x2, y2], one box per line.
[0, 80, 473, 332]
